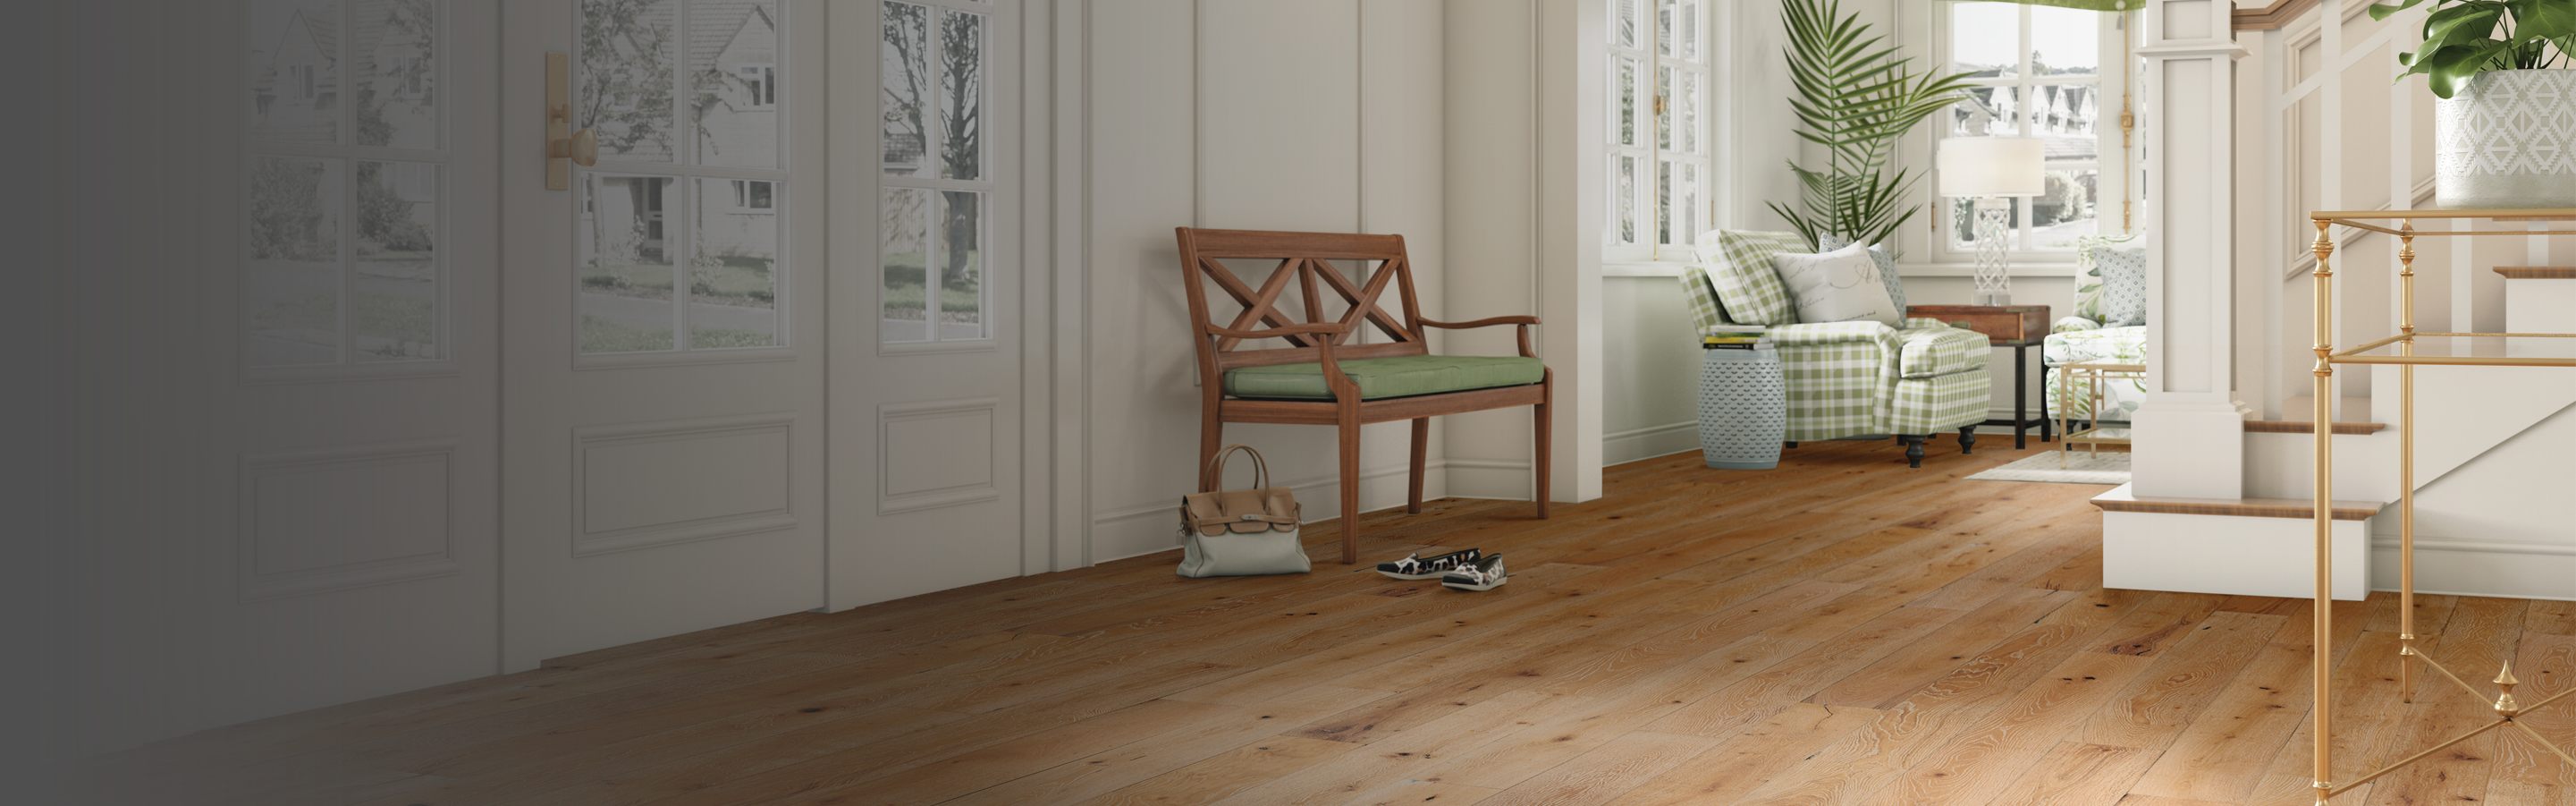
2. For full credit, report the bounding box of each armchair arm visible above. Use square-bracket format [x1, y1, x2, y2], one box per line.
[1421, 315, 1542, 359]
[1764, 321, 1896, 347]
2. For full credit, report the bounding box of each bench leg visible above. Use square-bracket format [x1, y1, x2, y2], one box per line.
[1339, 406, 1362, 564]
[1533, 374, 1553, 519]
[1407, 417, 1428, 514]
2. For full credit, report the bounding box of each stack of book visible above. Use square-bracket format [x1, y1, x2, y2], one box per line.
[1702, 324, 1767, 350]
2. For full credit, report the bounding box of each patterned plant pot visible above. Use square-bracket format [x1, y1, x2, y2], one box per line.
[1698, 345, 1786, 470]
[2435, 69, 2576, 210]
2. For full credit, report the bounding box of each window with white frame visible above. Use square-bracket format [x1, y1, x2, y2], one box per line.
[1606, 0, 1713, 264]
[739, 64, 776, 108]
[732, 179, 774, 210]
[1934, 2, 2132, 255]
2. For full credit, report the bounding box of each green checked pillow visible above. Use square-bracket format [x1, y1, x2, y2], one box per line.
[1697, 230, 1807, 326]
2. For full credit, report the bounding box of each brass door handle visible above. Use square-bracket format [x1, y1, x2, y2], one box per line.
[545, 52, 590, 189]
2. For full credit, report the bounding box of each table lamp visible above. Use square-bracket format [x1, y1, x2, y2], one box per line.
[1938, 137, 2046, 306]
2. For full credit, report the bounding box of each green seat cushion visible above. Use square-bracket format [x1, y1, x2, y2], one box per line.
[1223, 355, 1545, 400]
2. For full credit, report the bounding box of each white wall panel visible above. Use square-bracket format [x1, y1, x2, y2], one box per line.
[881, 398, 1002, 513]
[1443, 0, 1546, 497]
[1601, 276, 1699, 464]
[1199, 1, 1360, 233]
[242, 440, 460, 601]
[1086, 0, 1451, 562]
[575, 414, 796, 556]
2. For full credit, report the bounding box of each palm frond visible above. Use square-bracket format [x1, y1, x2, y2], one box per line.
[1775, 0, 1968, 258]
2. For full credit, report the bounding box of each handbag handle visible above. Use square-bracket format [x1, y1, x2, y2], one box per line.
[1203, 444, 1271, 493]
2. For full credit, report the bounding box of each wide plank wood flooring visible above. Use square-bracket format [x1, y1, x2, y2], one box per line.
[73, 438, 2576, 806]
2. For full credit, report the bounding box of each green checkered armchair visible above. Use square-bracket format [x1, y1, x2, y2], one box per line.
[1683, 231, 1994, 467]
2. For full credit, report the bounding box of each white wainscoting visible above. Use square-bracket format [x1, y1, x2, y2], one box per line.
[239, 438, 462, 602]
[573, 413, 798, 556]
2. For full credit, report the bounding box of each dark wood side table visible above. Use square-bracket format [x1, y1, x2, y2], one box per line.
[1906, 304, 2050, 448]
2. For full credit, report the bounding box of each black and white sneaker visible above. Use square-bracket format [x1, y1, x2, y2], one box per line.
[1375, 547, 1482, 580]
[1440, 555, 1508, 591]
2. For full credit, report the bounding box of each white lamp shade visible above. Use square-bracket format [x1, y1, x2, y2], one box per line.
[1938, 137, 2046, 197]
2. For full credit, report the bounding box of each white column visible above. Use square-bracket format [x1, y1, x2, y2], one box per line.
[2133, 0, 2252, 499]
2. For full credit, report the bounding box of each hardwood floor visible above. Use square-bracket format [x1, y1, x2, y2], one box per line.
[74, 439, 2576, 806]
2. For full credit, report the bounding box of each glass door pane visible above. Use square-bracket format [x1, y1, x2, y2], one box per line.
[688, 177, 780, 348]
[579, 174, 678, 352]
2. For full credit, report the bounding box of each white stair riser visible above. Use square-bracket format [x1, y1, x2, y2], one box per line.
[2103, 510, 2369, 600]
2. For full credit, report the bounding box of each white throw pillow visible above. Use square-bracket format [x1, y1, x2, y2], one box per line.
[2093, 246, 2149, 327]
[1770, 242, 1902, 327]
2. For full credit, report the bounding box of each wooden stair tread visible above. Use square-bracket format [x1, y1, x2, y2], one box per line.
[2242, 420, 2386, 435]
[2091, 487, 2380, 522]
[2493, 266, 2576, 278]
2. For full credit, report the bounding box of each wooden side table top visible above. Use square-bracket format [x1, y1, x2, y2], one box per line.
[1907, 304, 2049, 347]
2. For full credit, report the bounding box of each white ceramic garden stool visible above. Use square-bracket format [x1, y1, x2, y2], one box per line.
[1698, 344, 1787, 470]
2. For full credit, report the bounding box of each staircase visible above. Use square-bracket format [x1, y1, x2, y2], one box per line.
[2099, 270, 2576, 601]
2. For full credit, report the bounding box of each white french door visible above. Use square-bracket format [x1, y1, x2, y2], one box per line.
[227, 0, 505, 711]
[824, 0, 1028, 607]
[498, 0, 1029, 659]
[502, 0, 828, 659]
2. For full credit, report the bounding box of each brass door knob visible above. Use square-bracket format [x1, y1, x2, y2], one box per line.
[551, 128, 598, 167]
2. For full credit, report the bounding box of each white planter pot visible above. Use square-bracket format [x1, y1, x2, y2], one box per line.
[2435, 69, 2576, 210]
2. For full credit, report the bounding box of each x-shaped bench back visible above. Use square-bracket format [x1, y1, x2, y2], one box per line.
[1176, 228, 1428, 370]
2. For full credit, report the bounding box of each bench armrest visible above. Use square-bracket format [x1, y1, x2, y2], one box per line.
[1420, 315, 1541, 358]
[1420, 315, 1540, 329]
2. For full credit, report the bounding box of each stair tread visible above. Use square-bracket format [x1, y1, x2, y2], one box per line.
[2243, 420, 2386, 434]
[2493, 266, 2576, 278]
[2091, 486, 2379, 522]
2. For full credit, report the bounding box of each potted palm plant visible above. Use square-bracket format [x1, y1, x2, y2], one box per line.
[2373, 0, 2576, 208]
[1770, 0, 1977, 252]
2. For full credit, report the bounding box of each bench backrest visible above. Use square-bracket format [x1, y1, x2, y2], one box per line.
[1174, 227, 1431, 373]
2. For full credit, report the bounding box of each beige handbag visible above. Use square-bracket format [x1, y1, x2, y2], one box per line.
[1176, 445, 1310, 577]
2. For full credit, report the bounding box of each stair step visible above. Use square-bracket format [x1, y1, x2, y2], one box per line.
[2243, 420, 2386, 435]
[2091, 487, 2378, 522]
[2494, 267, 2576, 279]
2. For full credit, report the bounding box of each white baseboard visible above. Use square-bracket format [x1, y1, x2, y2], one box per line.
[1603, 420, 1699, 466]
[1090, 462, 1450, 564]
[2368, 536, 2576, 601]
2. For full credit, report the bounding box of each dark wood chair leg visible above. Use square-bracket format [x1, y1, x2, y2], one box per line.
[1338, 404, 1363, 564]
[1957, 426, 1977, 454]
[1533, 374, 1552, 519]
[1900, 435, 1926, 468]
[1407, 417, 1429, 514]
[1785, 441, 1799, 449]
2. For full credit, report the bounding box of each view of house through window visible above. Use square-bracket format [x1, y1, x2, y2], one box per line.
[881, 0, 989, 344]
[574, 0, 787, 355]
[1607, 0, 1712, 263]
[1940, 1, 2120, 253]
[243, 0, 445, 369]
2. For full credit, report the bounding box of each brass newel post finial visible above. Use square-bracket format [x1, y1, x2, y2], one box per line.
[2496, 662, 2521, 717]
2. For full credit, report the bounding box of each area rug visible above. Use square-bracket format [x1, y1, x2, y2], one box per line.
[1965, 450, 2131, 485]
